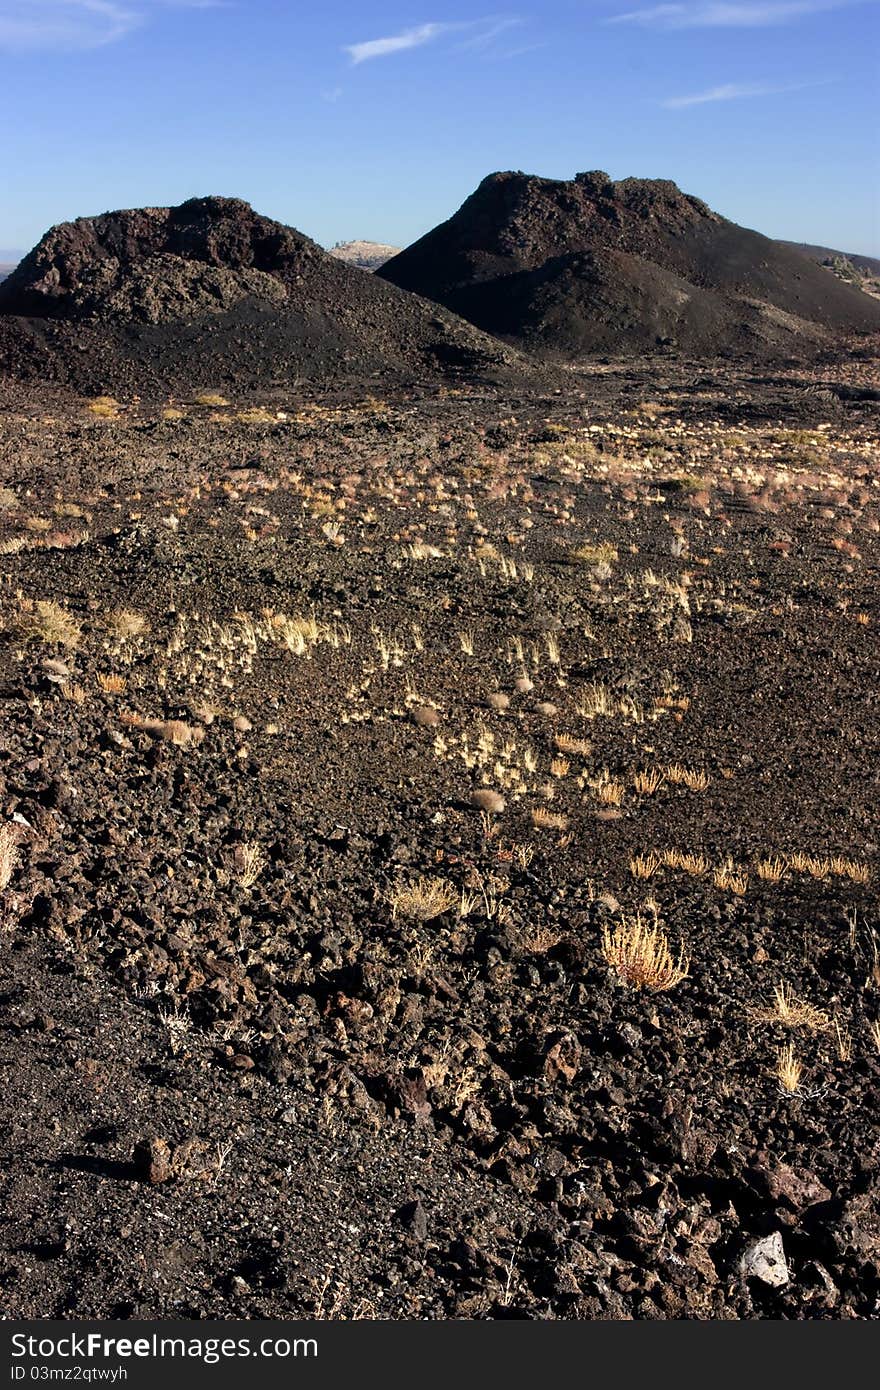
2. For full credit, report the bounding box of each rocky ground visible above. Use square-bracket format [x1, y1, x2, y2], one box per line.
[0, 351, 878, 1319]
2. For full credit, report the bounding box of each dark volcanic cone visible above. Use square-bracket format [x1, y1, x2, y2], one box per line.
[378, 170, 880, 357]
[0, 196, 525, 393]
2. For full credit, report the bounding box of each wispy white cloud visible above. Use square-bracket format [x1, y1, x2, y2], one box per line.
[609, 1, 852, 27]
[343, 16, 524, 65]
[344, 22, 450, 65]
[663, 76, 833, 104]
[0, 0, 223, 52]
[455, 16, 523, 50]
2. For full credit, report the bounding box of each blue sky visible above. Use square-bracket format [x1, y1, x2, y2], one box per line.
[2, 1, 878, 258]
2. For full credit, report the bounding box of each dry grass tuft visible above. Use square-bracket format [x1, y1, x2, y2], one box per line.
[756, 981, 831, 1033]
[633, 768, 665, 795]
[575, 683, 617, 719]
[593, 776, 625, 806]
[786, 851, 830, 881]
[87, 396, 120, 418]
[601, 915, 689, 992]
[573, 541, 618, 566]
[663, 849, 709, 876]
[629, 852, 662, 880]
[236, 408, 276, 425]
[122, 714, 204, 748]
[756, 856, 788, 882]
[98, 673, 127, 695]
[712, 860, 748, 895]
[833, 1018, 852, 1062]
[530, 808, 569, 832]
[194, 393, 229, 408]
[555, 733, 592, 758]
[388, 876, 457, 922]
[665, 764, 710, 792]
[15, 599, 81, 649]
[234, 841, 266, 889]
[829, 856, 871, 885]
[61, 681, 87, 704]
[106, 608, 148, 640]
[776, 1043, 803, 1094]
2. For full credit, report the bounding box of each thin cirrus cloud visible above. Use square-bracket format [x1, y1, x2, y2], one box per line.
[0, 0, 223, 52]
[343, 16, 521, 65]
[344, 21, 450, 65]
[609, 1, 854, 27]
[663, 77, 832, 105]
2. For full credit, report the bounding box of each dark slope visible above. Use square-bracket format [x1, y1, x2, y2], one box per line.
[379, 171, 880, 357]
[0, 197, 524, 393]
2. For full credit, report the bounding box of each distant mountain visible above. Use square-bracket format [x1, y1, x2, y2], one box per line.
[0, 252, 21, 283]
[0, 197, 523, 392]
[778, 242, 880, 299]
[328, 240, 400, 272]
[379, 170, 880, 358]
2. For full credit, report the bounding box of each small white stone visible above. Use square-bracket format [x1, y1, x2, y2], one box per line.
[740, 1232, 789, 1287]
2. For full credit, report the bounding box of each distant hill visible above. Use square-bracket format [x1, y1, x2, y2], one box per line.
[0, 197, 523, 393]
[778, 241, 880, 299]
[329, 240, 400, 272]
[379, 170, 880, 358]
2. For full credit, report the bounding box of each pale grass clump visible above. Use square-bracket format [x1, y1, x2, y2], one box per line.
[511, 842, 535, 869]
[0, 824, 18, 892]
[98, 673, 127, 695]
[87, 396, 120, 418]
[106, 608, 148, 641]
[405, 539, 444, 560]
[234, 841, 266, 889]
[869, 1020, 880, 1054]
[629, 852, 662, 880]
[633, 768, 665, 796]
[14, 598, 81, 649]
[665, 764, 710, 792]
[575, 683, 617, 719]
[573, 541, 618, 566]
[61, 681, 87, 705]
[776, 1043, 803, 1094]
[712, 860, 749, 895]
[235, 407, 276, 425]
[121, 713, 204, 748]
[756, 982, 831, 1033]
[531, 808, 569, 832]
[834, 1018, 852, 1063]
[195, 393, 229, 408]
[523, 926, 562, 955]
[555, 733, 592, 758]
[388, 876, 458, 922]
[786, 851, 830, 881]
[593, 777, 625, 807]
[663, 849, 709, 876]
[601, 915, 689, 993]
[829, 856, 871, 885]
[756, 856, 788, 883]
